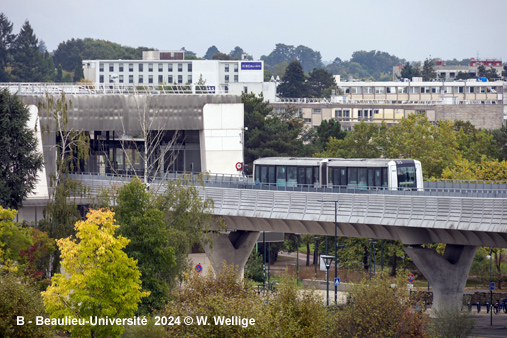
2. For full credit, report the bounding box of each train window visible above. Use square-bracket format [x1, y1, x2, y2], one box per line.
[298, 168, 306, 186]
[306, 167, 313, 186]
[368, 169, 375, 187]
[260, 166, 268, 183]
[314, 167, 320, 185]
[375, 169, 382, 186]
[381, 168, 388, 187]
[340, 168, 347, 185]
[397, 166, 416, 188]
[358, 168, 367, 189]
[255, 166, 260, 183]
[348, 168, 358, 187]
[268, 166, 275, 184]
[276, 166, 287, 186]
[287, 166, 297, 187]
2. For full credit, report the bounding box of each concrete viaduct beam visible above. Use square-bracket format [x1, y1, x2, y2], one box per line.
[203, 231, 260, 276]
[404, 245, 477, 313]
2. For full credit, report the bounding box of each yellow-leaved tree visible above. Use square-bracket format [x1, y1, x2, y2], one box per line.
[42, 209, 148, 338]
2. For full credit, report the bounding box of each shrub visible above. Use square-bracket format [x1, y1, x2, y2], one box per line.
[0, 272, 54, 337]
[330, 271, 429, 338]
[429, 306, 475, 338]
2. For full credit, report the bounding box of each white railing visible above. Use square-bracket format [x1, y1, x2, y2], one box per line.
[0, 83, 231, 95]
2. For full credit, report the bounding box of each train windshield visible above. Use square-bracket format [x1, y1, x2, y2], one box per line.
[397, 165, 417, 189]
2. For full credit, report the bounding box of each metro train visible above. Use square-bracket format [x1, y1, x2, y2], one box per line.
[253, 157, 423, 190]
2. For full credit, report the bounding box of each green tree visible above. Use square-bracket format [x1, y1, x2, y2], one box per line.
[314, 118, 346, 152]
[350, 50, 405, 79]
[331, 271, 429, 337]
[307, 68, 335, 97]
[10, 20, 42, 82]
[485, 67, 499, 80]
[477, 65, 486, 77]
[203, 45, 220, 60]
[42, 209, 149, 338]
[0, 272, 54, 338]
[212, 52, 233, 60]
[0, 89, 44, 209]
[37, 92, 90, 275]
[72, 55, 84, 82]
[243, 93, 305, 173]
[229, 46, 252, 60]
[55, 64, 63, 82]
[455, 71, 471, 80]
[115, 178, 176, 313]
[400, 61, 421, 80]
[421, 58, 436, 81]
[0, 13, 15, 82]
[294, 45, 323, 72]
[0, 207, 32, 272]
[40, 50, 55, 82]
[278, 60, 308, 98]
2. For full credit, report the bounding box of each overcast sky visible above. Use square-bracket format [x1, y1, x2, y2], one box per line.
[4, 0, 507, 63]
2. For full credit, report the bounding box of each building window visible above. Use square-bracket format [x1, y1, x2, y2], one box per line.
[358, 109, 362, 118]
[304, 118, 312, 123]
[139, 64, 143, 72]
[351, 87, 362, 94]
[158, 75, 163, 83]
[478, 86, 486, 93]
[343, 109, 350, 118]
[148, 63, 153, 72]
[375, 87, 385, 94]
[409, 87, 419, 94]
[234, 75, 238, 82]
[456, 86, 464, 93]
[99, 75, 104, 83]
[109, 64, 114, 72]
[168, 75, 173, 83]
[188, 63, 192, 72]
[234, 64, 238, 72]
[178, 64, 182, 72]
[129, 63, 133, 72]
[364, 87, 374, 94]
[449, 72, 456, 78]
[129, 75, 133, 83]
[99, 63, 104, 72]
[187, 75, 192, 83]
[119, 64, 124, 72]
[148, 75, 153, 83]
[335, 109, 342, 117]
[225, 75, 229, 83]
[168, 64, 173, 72]
[313, 108, 321, 114]
[374, 109, 380, 115]
[443, 87, 452, 94]
[466, 87, 475, 93]
[398, 87, 408, 93]
[421, 87, 430, 94]
[158, 63, 163, 72]
[225, 64, 229, 72]
[119, 75, 124, 83]
[178, 75, 182, 84]
[138, 75, 143, 83]
[431, 87, 441, 93]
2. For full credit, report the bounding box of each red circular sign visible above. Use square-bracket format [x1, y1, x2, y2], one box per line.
[195, 264, 202, 273]
[408, 273, 415, 283]
[235, 162, 243, 171]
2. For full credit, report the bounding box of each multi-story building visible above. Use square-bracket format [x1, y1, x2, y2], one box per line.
[82, 50, 276, 100]
[393, 58, 504, 81]
[271, 80, 507, 130]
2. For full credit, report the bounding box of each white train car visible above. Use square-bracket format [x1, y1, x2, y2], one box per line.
[253, 157, 423, 190]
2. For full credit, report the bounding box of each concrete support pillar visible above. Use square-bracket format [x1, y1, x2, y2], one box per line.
[204, 231, 260, 277]
[404, 245, 477, 313]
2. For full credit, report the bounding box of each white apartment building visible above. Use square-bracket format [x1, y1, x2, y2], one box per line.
[82, 51, 276, 100]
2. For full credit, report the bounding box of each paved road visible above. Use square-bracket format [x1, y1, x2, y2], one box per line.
[468, 309, 507, 338]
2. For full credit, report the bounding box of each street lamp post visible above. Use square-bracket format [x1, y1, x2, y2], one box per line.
[296, 234, 300, 286]
[321, 255, 335, 306]
[372, 241, 377, 275]
[368, 239, 372, 280]
[314, 236, 319, 278]
[487, 248, 493, 326]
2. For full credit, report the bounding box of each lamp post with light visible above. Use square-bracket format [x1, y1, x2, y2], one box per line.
[321, 255, 335, 306]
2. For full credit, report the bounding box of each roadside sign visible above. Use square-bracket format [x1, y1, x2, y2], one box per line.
[195, 264, 202, 273]
[334, 278, 340, 286]
[491, 282, 495, 291]
[408, 273, 415, 283]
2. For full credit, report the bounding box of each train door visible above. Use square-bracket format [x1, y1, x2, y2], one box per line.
[388, 161, 398, 190]
[320, 161, 328, 187]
